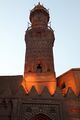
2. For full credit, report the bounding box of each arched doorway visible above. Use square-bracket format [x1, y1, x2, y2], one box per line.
[29, 113, 52, 120]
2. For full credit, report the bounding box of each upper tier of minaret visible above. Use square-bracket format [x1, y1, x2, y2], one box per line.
[29, 2, 50, 28]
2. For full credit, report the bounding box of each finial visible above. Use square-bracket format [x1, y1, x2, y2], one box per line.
[38, 2, 40, 5]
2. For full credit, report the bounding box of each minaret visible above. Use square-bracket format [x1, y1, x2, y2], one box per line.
[22, 3, 56, 95]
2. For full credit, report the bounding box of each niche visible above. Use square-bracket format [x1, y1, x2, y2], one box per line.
[36, 64, 42, 73]
[61, 83, 66, 89]
[47, 68, 50, 72]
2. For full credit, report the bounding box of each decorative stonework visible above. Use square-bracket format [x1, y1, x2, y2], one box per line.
[21, 103, 62, 120]
[22, 3, 56, 95]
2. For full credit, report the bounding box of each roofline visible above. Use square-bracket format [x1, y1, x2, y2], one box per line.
[57, 68, 80, 79]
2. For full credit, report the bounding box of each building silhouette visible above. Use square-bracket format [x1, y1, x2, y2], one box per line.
[0, 3, 80, 120]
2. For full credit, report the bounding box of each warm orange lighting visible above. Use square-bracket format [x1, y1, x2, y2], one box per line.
[21, 73, 56, 95]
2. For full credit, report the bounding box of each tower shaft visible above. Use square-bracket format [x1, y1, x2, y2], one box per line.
[22, 3, 56, 95]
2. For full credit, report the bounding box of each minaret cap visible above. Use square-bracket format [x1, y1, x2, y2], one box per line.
[30, 2, 49, 23]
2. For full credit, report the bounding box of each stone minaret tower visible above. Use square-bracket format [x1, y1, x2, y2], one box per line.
[22, 3, 56, 95]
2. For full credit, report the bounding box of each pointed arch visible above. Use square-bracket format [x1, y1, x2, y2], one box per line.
[29, 113, 52, 120]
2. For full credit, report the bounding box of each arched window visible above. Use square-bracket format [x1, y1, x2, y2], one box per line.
[36, 64, 42, 73]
